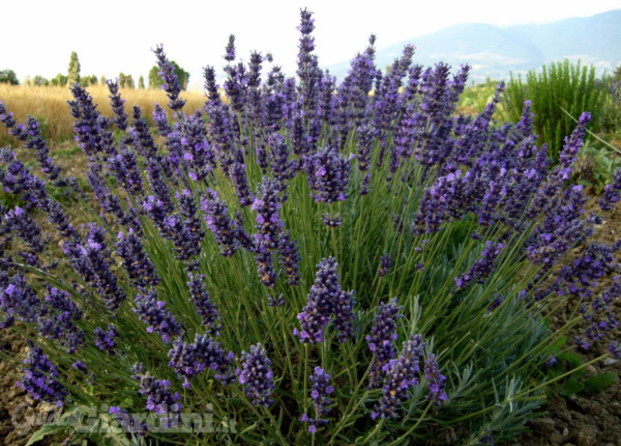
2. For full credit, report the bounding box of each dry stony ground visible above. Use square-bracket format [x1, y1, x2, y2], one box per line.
[0, 148, 619, 445]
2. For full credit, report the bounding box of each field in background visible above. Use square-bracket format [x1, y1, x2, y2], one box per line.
[0, 84, 207, 143]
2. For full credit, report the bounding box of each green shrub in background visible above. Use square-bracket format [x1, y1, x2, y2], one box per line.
[503, 60, 607, 163]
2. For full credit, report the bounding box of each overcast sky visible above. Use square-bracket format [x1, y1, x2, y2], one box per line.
[3, 0, 621, 89]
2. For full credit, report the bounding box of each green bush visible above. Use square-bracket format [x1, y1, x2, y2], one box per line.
[503, 60, 607, 163]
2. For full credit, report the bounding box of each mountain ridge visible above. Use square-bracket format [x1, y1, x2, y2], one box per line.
[325, 10, 621, 82]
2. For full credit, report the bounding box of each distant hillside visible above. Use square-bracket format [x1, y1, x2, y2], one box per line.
[326, 10, 621, 82]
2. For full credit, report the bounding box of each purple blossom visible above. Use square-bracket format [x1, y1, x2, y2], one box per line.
[133, 290, 183, 343]
[116, 229, 160, 288]
[278, 230, 301, 286]
[252, 178, 284, 249]
[137, 373, 182, 427]
[366, 299, 402, 388]
[423, 353, 448, 405]
[19, 345, 67, 407]
[294, 257, 354, 343]
[153, 45, 186, 112]
[300, 366, 334, 433]
[168, 334, 235, 388]
[201, 189, 239, 257]
[371, 334, 426, 419]
[303, 146, 351, 203]
[93, 324, 120, 355]
[187, 273, 221, 336]
[455, 241, 505, 289]
[38, 286, 85, 353]
[237, 343, 274, 407]
[106, 79, 128, 130]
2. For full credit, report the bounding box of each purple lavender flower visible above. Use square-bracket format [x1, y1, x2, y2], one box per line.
[423, 353, 448, 405]
[237, 343, 274, 407]
[137, 373, 182, 427]
[300, 366, 334, 433]
[152, 104, 172, 136]
[72, 360, 88, 373]
[599, 169, 620, 212]
[278, 230, 300, 286]
[153, 45, 186, 112]
[0, 274, 45, 326]
[116, 229, 160, 287]
[107, 148, 144, 196]
[455, 241, 505, 289]
[321, 213, 342, 227]
[371, 334, 426, 419]
[38, 286, 85, 353]
[67, 83, 112, 156]
[366, 299, 402, 388]
[558, 112, 591, 179]
[93, 324, 120, 355]
[187, 273, 221, 336]
[133, 290, 183, 343]
[303, 146, 351, 203]
[294, 257, 354, 343]
[19, 345, 67, 407]
[253, 235, 278, 288]
[224, 34, 236, 62]
[231, 156, 254, 206]
[201, 189, 239, 257]
[168, 334, 235, 388]
[2, 206, 46, 253]
[106, 79, 128, 130]
[109, 406, 148, 435]
[62, 225, 126, 312]
[378, 254, 392, 277]
[252, 177, 284, 249]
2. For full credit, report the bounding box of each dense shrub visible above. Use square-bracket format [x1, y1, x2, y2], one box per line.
[503, 60, 607, 162]
[0, 9, 619, 445]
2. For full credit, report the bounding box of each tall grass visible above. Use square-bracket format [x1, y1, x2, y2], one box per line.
[0, 84, 206, 143]
[503, 60, 607, 162]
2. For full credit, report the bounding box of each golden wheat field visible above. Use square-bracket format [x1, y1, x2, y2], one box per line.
[0, 84, 207, 142]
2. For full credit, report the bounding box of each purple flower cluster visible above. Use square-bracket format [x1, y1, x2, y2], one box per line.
[424, 353, 448, 405]
[93, 324, 120, 355]
[133, 290, 183, 343]
[168, 333, 235, 388]
[303, 146, 351, 203]
[136, 372, 182, 427]
[153, 45, 186, 112]
[201, 189, 239, 257]
[300, 366, 334, 433]
[62, 225, 126, 312]
[455, 241, 505, 289]
[294, 257, 355, 343]
[237, 343, 274, 407]
[366, 299, 402, 388]
[252, 177, 284, 249]
[116, 229, 160, 288]
[19, 345, 67, 407]
[39, 286, 85, 353]
[371, 334, 426, 419]
[187, 273, 221, 336]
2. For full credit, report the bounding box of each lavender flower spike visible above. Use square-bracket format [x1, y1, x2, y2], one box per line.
[19, 345, 67, 407]
[366, 299, 402, 388]
[423, 353, 448, 405]
[133, 290, 183, 343]
[300, 366, 335, 433]
[237, 343, 275, 407]
[153, 44, 186, 112]
[371, 334, 426, 419]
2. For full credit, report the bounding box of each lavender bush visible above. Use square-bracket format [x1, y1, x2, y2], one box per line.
[1, 9, 620, 445]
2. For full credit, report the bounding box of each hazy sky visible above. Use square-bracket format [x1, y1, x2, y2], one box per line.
[3, 0, 621, 89]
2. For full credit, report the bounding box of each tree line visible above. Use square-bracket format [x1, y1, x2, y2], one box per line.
[0, 51, 189, 89]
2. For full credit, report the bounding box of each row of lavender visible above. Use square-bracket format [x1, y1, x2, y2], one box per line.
[0, 8, 620, 444]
